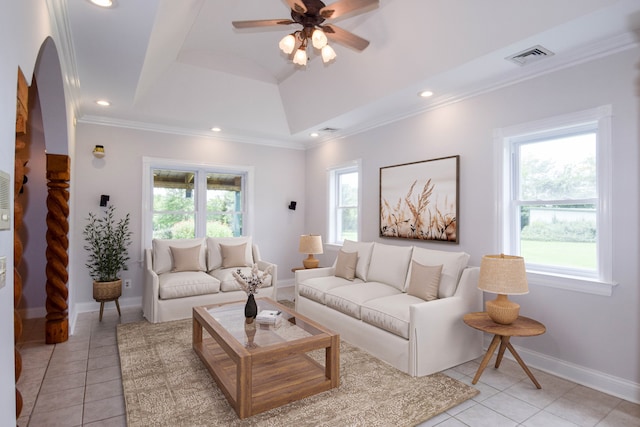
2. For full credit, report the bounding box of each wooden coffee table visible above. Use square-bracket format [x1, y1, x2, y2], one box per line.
[193, 297, 340, 419]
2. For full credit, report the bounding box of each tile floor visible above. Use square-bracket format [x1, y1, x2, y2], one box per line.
[15, 294, 640, 427]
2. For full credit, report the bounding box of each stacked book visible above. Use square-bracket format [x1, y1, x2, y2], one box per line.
[256, 309, 280, 325]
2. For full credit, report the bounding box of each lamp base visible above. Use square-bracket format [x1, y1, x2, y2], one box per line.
[486, 294, 520, 325]
[302, 254, 319, 269]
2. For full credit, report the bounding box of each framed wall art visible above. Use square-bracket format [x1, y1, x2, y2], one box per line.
[379, 155, 459, 243]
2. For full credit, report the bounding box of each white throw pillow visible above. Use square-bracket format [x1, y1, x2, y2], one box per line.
[407, 247, 470, 298]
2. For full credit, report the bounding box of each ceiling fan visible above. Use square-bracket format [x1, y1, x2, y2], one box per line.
[232, 0, 379, 66]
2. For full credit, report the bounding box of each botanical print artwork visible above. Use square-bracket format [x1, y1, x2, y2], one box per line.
[380, 156, 459, 242]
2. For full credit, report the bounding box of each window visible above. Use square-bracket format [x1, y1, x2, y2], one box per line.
[497, 106, 614, 295]
[143, 159, 252, 245]
[328, 160, 361, 244]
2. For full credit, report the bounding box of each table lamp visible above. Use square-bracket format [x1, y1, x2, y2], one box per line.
[299, 234, 323, 269]
[478, 254, 529, 324]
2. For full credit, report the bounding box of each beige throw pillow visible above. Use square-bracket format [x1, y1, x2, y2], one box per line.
[407, 261, 443, 301]
[170, 245, 204, 272]
[221, 243, 249, 268]
[335, 250, 358, 281]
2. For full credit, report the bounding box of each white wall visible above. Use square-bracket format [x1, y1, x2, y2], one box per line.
[0, 2, 56, 424]
[70, 124, 307, 315]
[304, 47, 640, 400]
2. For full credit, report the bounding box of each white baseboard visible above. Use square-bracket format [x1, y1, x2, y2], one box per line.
[69, 296, 142, 335]
[483, 336, 640, 404]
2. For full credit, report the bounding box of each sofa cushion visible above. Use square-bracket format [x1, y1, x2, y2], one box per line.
[170, 245, 205, 272]
[341, 240, 374, 280]
[152, 238, 206, 274]
[361, 293, 425, 339]
[406, 261, 442, 301]
[207, 237, 253, 271]
[211, 267, 273, 292]
[325, 282, 401, 319]
[158, 271, 220, 300]
[220, 243, 250, 268]
[298, 276, 362, 304]
[335, 249, 358, 281]
[366, 243, 413, 291]
[408, 247, 470, 298]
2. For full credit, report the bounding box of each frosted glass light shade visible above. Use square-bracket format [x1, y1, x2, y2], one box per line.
[279, 34, 296, 54]
[321, 44, 337, 63]
[311, 29, 328, 49]
[293, 48, 308, 65]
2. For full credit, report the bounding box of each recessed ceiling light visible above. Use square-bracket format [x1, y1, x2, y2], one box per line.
[95, 100, 110, 106]
[310, 132, 319, 137]
[418, 90, 434, 98]
[90, 0, 114, 7]
[210, 127, 222, 132]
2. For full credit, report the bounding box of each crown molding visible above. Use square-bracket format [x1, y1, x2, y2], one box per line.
[77, 115, 306, 151]
[312, 31, 640, 149]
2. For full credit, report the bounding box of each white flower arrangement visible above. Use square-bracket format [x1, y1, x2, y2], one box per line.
[232, 264, 273, 296]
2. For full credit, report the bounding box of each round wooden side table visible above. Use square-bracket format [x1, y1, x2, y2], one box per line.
[463, 312, 546, 389]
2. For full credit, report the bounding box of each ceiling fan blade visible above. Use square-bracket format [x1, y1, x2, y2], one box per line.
[285, 0, 307, 14]
[232, 19, 294, 29]
[322, 24, 370, 51]
[320, 0, 379, 19]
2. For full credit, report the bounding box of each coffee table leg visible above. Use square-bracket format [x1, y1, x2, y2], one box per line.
[472, 334, 501, 385]
[237, 357, 252, 419]
[326, 335, 340, 388]
[506, 341, 542, 389]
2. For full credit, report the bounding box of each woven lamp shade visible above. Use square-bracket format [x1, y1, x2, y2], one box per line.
[478, 254, 528, 295]
[478, 254, 528, 324]
[299, 235, 323, 269]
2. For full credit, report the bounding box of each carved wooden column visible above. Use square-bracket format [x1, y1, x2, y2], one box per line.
[14, 67, 28, 419]
[45, 154, 70, 344]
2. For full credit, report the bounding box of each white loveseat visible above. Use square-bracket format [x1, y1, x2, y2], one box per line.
[143, 236, 277, 323]
[295, 240, 482, 377]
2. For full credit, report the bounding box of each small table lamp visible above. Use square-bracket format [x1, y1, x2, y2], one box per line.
[299, 234, 323, 269]
[478, 254, 529, 325]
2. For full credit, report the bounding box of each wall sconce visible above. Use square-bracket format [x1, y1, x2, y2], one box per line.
[93, 145, 105, 158]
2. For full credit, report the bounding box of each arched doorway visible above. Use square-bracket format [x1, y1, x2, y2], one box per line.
[14, 36, 70, 419]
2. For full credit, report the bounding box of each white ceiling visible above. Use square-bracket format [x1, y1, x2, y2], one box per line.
[59, 0, 640, 149]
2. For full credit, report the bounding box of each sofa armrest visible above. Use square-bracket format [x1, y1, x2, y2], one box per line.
[409, 267, 483, 376]
[295, 266, 336, 282]
[256, 259, 278, 299]
[142, 249, 160, 322]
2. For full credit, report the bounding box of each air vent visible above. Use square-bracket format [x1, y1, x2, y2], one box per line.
[506, 45, 555, 66]
[319, 127, 339, 133]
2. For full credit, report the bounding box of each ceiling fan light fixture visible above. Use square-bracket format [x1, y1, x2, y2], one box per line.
[90, 0, 113, 7]
[321, 44, 337, 63]
[293, 47, 308, 66]
[279, 34, 296, 55]
[311, 28, 328, 49]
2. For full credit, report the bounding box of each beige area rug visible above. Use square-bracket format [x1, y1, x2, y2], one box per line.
[117, 317, 478, 427]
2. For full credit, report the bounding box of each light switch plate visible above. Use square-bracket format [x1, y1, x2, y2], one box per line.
[0, 256, 6, 289]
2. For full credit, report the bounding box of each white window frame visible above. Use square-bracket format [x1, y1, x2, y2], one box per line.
[142, 157, 254, 249]
[327, 159, 362, 246]
[495, 106, 616, 296]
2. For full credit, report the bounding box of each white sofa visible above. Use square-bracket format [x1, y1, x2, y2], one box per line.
[143, 236, 277, 323]
[295, 240, 482, 377]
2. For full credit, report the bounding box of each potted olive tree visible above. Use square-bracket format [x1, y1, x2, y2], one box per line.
[83, 205, 132, 319]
